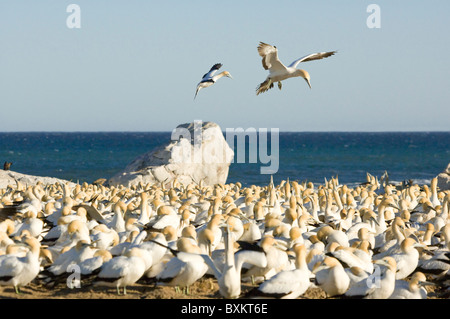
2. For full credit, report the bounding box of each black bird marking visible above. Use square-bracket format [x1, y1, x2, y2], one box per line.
[201, 63, 222, 79]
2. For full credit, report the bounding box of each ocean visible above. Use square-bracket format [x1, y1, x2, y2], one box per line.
[0, 132, 448, 188]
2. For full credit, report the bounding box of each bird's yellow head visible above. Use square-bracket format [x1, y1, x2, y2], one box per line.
[222, 71, 233, 79]
[297, 69, 311, 89]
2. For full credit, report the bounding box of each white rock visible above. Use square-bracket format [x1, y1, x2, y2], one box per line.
[108, 121, 234, 188]
[437, 163, 450, 191]
[0, 170, 73, 189]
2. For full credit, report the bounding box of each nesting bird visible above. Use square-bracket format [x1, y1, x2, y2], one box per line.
[94, 247, 147, 295]
[0, 236, 41, 293]
[0, 172, 447, 300]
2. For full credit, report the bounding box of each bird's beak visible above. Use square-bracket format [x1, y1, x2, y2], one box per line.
[370, 216, 380, 226]
[273, 239, 288, 251]
[305, 78, 311, 89]
[413, 242, 427, 249]
[373, 259, 388, 266]
[419, 280, 436, 287]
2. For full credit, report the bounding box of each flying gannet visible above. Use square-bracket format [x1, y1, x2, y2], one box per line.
[256, 42, 336, 95]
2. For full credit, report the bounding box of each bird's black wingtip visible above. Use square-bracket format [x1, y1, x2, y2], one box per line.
[210, 63, 223, 71]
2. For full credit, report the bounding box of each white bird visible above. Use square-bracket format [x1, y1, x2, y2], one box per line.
[135, 232, 169, 277]
[256, 42, 336, 95]
[248, 244, 311, 299]
[90, 224, 119, 250]
[429, 177, 441, 208]
[197, 214, 224, 255]
[240, 235, 290, 283]
[373, 216, 406, 259]
[47, 240, 95, 276]
[109, 229, 146, 256]
[147, 205, 180, 232]
[154, 238, 209, 294]
[326, 241, 374, 274]
[201, 225, 242, 299]
[389, 271, 434, 299]
[344, 257, 397, 299]
[389, 238, 424, 279]
[11, 210, 44, 238]
[78, 249, 113, 276]
[55, 219, 91, 249]
[239, 219, 262, 243]
[0, 236, 41, 294]
[136, 192, 152, 226]
[317, 225, 350, 250]
[107, 201, 127, 234]
[313, 256, 350, 297]
[345, 266, 370, 287]
[0, 219, 15, 238]
[94, 247, 147, 295]
[416, 227, 450, 277]
[13, 187, 43, 216]
[194, 63, 232, 99]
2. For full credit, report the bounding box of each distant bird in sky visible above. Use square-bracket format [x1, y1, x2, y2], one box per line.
[194, 63, 232, 99]
[256, 42, 336, 95]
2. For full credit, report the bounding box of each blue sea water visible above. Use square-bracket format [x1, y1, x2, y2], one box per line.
[0, 132, 448, 188]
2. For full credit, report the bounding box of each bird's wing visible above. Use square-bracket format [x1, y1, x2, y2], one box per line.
[72, 204, 105, 223]
[201, 254, 223, 280]
[257, 42, 288, 73]
[0, 256, 23, 280]
[201, 63, 223, 81]
[344, 277, 375, 297]
[288, 51, 337, 69]
[79, 256, 103, 275]
[101, 257, 129, 278]
[258, 270, 300, 295]
[157, 257, 186, 280]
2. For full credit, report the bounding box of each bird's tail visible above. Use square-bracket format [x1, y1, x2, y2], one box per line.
[256, 78, 273, 95]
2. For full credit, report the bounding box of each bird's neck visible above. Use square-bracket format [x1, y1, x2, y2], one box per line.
[213, 71, 227, 80]
[293, 69, 308, 79]
[295, 252, 308, 271]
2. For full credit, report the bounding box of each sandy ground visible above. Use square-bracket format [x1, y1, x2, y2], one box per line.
[0, 275, 326, 299]
[0, 274, 445, 300]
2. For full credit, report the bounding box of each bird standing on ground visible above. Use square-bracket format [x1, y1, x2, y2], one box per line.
[0, 236, 41, 294]
[256, 42, 336, 95]
[389, 271, 435, 299]
[194, 63, 233, 99]
[313, 256, 350, 297]
[94, 247, 147, 295]
[248, 244, 311, 299]
[344, 257, 397, 299]
[3, 162, 12, 171]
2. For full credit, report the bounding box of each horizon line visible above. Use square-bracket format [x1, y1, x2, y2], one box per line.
[0, 130, 449, 134]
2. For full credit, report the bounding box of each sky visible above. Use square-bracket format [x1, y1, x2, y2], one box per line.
[1, 1, 449, 132]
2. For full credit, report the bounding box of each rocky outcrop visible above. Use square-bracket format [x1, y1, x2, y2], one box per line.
[437, 163, 450, 191]
[108, 121, 234, 188]
[0, 170, 73, 189]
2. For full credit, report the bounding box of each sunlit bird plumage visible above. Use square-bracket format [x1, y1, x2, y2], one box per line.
[194, 63, 232, 99]
[256, 42, 336, 95]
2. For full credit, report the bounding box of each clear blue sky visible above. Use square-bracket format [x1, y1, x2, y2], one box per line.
[1, 1, 449, 132]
